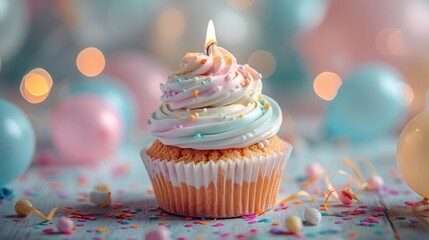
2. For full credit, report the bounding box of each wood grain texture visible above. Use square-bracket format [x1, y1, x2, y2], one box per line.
[1, 138, 428, 240]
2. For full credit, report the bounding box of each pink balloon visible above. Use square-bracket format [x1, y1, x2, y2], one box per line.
[50, 96, 123, 163]
[298, 0, 403, 77]
[105, 52, 169, 129]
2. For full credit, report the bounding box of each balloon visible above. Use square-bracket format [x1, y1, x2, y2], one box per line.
[0, 99, 35, 187]
[325, 63, 407, 142]
[259, 0, 330, 95]
[50, 96, 123, 163]
[0, 0, 29, 61]
[299, 0, 403, 77]
[105, 52, 167, 128]
[63, 76, 136, 129]
[397, 111, 429, 199]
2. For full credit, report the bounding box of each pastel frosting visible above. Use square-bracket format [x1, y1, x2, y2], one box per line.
[149, 45, 282, 150]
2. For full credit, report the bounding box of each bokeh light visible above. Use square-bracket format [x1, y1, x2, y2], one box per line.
[20, 68, 53, 104]
[76, 47, 106, 77]
[376, 28, 396, 55]
[376, 28, 408, 56]
[388, 29, 408, 56]
[247, 50, 277, 78]
[313, 72, 342, 101]
[157, 8, 186, 40]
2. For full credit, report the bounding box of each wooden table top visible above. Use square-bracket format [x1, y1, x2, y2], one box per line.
[0, 137, 426, 240]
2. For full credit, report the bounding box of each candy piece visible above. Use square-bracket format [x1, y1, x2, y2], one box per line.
[57, 216, 74, 234]
[306, 162, 322, 179]
[285, 215, 303, 234]
[144, 227, 171, 240]
[89, 185, 111, 206]
[15, 199, 33, 217]
[304, 208, 322, 225]
[339, 191, 353, 205]
[367, 175, 384, 190]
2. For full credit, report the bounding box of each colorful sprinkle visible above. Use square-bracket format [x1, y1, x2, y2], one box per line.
[192, 89, 199, 98]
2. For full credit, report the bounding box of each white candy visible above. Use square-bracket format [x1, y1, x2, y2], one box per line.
[89, 185, 111, 206]
[145, 227, 171, 240]
[57, 216, 74, 234]
[304, 208, 322, 225]
[367, 175, 384, 190]
[285, 215, 303, 234]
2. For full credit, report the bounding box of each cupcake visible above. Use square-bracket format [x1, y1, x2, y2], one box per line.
[141, 22, 292, 218]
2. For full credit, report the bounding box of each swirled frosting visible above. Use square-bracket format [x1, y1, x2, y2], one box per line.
[149, 45, 282, 150]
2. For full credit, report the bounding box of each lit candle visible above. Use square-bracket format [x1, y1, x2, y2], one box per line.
[204, 20, 217, 56]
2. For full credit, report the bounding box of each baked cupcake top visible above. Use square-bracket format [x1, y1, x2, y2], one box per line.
[149, 44, 282, 150]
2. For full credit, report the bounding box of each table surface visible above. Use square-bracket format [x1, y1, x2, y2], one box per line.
[0, 136, 427, 240]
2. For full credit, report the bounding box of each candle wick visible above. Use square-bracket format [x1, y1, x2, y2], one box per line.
[205, 42, 216, 56]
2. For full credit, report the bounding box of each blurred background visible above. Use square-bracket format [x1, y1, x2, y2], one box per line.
[1, 0, 429, 168]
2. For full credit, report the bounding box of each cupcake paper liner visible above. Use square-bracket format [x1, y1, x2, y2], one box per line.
[140, 142, 292, 218]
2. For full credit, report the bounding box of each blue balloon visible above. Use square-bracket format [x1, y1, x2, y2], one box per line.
[0, 99, 35, 187]
[63, 76, 136, 128]
[325, 63, 407, 142]
[261, 0, 330, 95]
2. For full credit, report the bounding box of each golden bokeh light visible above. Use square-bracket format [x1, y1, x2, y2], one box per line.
[20, 68, 53, 104]
[157, 8, 186, 40]
[313, 72, 343, 101]
[247, 50, 277, 78]
[76, 47, 106, 77]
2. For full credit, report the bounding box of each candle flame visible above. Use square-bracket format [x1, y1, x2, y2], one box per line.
[205, 20, 217, 52]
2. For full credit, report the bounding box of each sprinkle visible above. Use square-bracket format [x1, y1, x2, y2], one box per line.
[258, 142, 265, 149]
[258, 95, 263, 101]
[347, 232, 358, 238]
[239, 113, 244, 118]
[272, 221, 281, 226]
[177, 78, 182, 83]
[96, 227, 109, 233]
[223, 115, 228, 120]
[201, 81, 206, 85]
[43, 228, 55, 234]
[194, 113, 200, 118]
[375, 207, 384, 212]
[264, 102, 270, 109]
[241, 135, 247, 140]
[189, 115, 196, 121]
[192, 89, 199, 98]
[195, 133, 202, 139]
[184, 223, 193, 228]
[203, 108, 208, 113]
[225, 57, 232, 64]
[200, 59, 207, 64]
[263, 139, 270, 146]
[182, 88, 186, 92]
[213, 223, 224, 227]
[175, 115, 179, 119]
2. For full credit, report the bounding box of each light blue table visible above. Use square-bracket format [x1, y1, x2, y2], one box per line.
[0, 137, 426, 240]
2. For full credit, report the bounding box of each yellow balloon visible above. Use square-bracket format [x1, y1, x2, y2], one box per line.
[397, 111, 429, 199]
